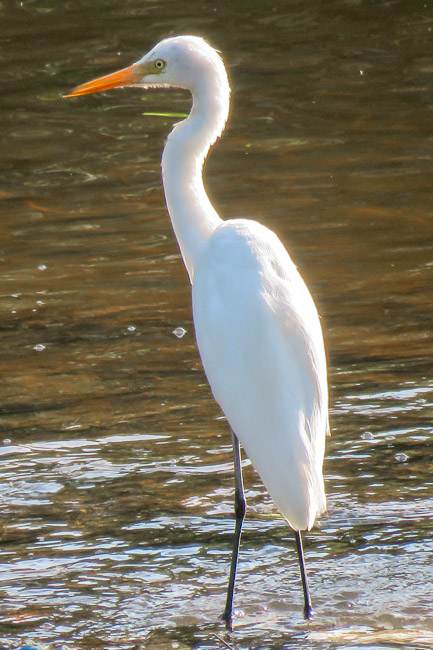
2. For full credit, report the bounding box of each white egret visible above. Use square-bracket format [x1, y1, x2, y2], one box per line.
[65, 35, 329, 627]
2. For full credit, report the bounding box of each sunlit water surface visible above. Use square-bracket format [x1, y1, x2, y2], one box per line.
[1, 1, 433, 648]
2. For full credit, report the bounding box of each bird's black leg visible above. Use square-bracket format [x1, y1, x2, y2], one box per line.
[294, 530, 313, 620]
[222, 431, 246, 630]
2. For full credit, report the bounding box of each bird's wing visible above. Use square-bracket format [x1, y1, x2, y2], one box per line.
[192, 219, 328, 530]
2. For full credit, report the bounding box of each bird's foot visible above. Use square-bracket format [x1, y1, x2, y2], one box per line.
[304, 602, 313, 620]
[221, 608, 233, 631]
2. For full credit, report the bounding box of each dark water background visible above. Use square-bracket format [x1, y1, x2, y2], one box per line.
[1, 0, 433, 648]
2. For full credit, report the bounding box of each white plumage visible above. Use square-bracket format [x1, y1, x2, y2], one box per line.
[66, 34, 329, 625]
[193, 218, 327, 531]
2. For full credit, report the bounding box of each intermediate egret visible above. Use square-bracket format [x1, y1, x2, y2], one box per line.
[65, 35, 329, 627]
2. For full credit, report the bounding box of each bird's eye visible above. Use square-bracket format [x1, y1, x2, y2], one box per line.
[154, 59, 166, 71]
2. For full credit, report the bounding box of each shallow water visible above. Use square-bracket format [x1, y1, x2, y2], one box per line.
[1, 1, 433, 648]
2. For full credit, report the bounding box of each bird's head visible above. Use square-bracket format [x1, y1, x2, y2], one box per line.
[65, 35, 226, 98]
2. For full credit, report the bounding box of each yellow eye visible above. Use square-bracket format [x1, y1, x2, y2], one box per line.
[154, 59, 166, 71]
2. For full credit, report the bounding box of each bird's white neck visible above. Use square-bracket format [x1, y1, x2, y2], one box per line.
[162, 68, 229, 282]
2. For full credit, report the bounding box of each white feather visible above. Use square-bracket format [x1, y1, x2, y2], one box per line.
[193, 219, 327, 530]
[140, 35, 328, 531]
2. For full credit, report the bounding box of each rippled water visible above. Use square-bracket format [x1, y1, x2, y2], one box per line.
[1, 1, 433, 648]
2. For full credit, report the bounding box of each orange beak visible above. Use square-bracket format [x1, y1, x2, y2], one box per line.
[64, 64, 140, 98]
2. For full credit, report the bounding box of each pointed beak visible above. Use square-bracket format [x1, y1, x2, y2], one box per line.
[64, 64, 140, 98]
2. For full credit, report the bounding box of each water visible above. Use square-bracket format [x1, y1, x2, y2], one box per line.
[1, 0, 433, 648]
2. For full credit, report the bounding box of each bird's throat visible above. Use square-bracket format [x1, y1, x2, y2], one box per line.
[161, 76, 229, 282]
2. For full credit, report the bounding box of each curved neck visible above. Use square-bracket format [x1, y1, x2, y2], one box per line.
[162, 71, 229, 282]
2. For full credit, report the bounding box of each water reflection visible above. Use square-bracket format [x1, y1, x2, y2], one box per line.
[1, 0, 433, 648]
